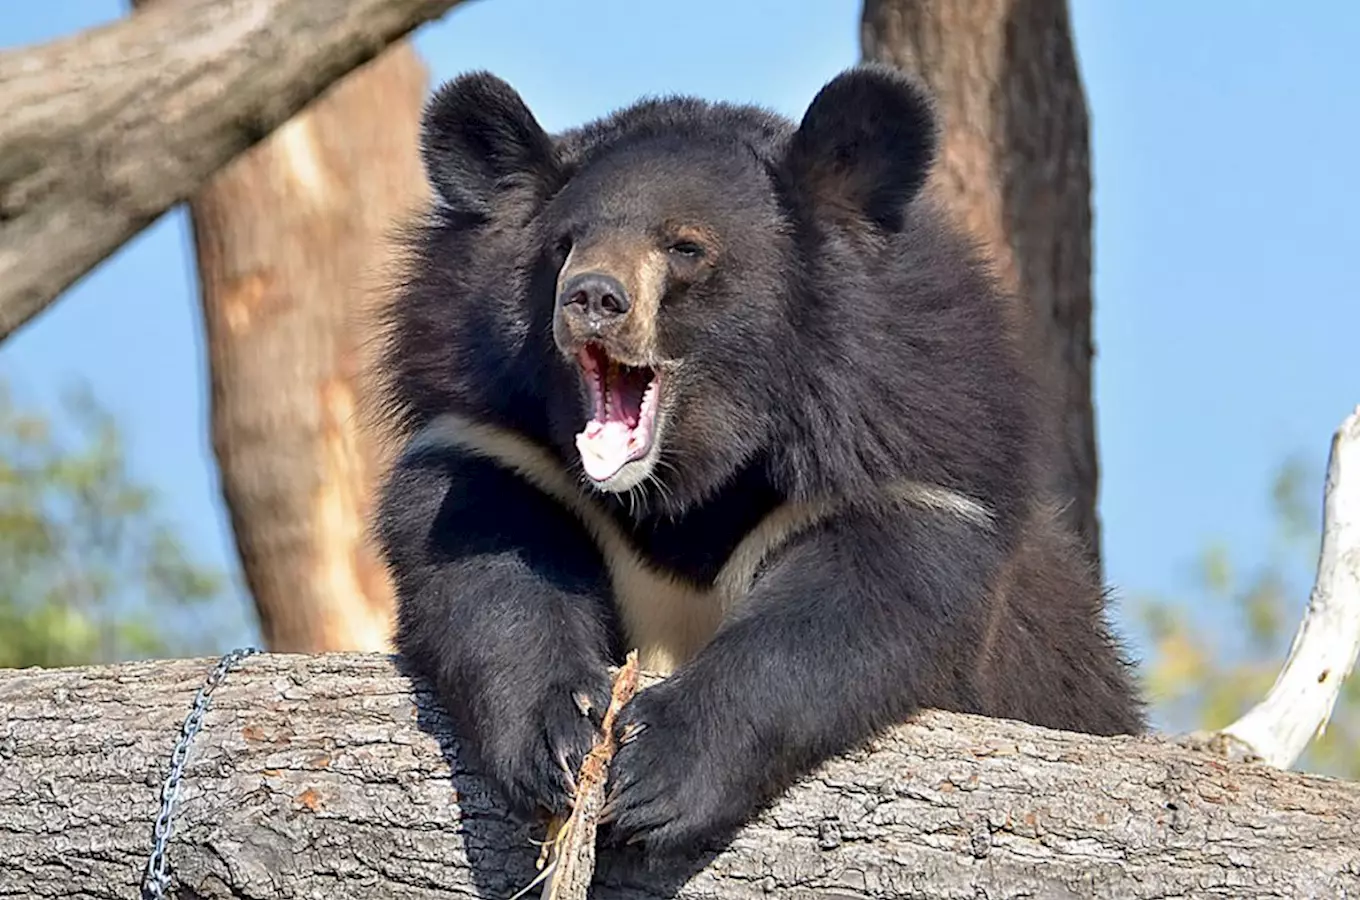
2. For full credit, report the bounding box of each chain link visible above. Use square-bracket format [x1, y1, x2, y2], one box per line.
[142, 646, 259, 900]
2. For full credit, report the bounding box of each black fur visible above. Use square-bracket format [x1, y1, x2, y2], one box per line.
[373, 64, 1144, 855]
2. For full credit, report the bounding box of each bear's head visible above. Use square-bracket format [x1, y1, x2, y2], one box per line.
[385, 66, 1025, 516]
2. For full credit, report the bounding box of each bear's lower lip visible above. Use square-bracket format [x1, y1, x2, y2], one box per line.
[574, 343, 660, 483]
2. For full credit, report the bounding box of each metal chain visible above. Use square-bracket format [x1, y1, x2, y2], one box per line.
[142, 646, 259, 900]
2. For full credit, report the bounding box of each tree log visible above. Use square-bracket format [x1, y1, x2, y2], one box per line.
[861, 0, 1104, 572]
[0, 0, 463, 342]
[3, 653, 1358, 899]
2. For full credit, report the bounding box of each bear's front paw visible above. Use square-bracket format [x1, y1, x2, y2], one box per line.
[602, 684, 765, 855]
[479, 673, 612, 821]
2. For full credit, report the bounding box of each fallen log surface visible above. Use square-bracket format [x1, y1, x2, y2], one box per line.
[2, 652, 1358, 899]
[0, 0, 462, 340]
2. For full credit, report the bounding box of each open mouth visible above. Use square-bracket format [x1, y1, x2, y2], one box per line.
[574, 343, 661, 484]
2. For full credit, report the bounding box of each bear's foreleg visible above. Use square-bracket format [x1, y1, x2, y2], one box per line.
[603, 507, 999, 853]
[378, 449, 619, 821]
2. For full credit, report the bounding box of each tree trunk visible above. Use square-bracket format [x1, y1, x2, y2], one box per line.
[3, 652, 1358, 899]
[193, 47, 427, 653]
[861, 0, 1103, 571]
[0, 0, 462, 343]
[130, 0, 430, 652]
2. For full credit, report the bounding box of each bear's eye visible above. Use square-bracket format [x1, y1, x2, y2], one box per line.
[667, 240, 706, 259]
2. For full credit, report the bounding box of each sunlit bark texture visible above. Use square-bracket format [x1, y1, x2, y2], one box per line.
[139, 0, 432, 652]
[3, 653, 1359, 899]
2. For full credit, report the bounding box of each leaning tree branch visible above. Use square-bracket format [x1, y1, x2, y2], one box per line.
[2, 652, 1358, 900]
[0, 0, 464, 341]
[1194, 405, 1360, 768]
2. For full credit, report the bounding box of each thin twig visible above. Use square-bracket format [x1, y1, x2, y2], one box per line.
[507, 651, 642, 900]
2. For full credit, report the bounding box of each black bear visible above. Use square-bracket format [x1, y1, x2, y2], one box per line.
[372, 64, 1143, 855]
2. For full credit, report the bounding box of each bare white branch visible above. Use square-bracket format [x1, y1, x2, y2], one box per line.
[1215, 405, 1360, 768]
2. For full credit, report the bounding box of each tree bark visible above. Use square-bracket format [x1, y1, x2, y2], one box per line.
[3, 653, 1358, 899]
[860, 0, 1103, 571]
[129, 0, 431, 654]
[0, 0, 462, 342]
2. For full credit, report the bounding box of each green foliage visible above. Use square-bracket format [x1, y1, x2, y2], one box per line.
[0, 380, 231, 669]
[1133, 457, 1360, 779]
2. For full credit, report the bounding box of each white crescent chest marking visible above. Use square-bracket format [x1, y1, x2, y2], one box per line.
[406, 413, 992, 674]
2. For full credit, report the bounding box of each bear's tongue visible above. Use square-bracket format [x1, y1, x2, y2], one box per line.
[575, 345, 657, 482]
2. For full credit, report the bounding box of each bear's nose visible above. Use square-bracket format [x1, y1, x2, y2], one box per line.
[559, 272, 630, 323]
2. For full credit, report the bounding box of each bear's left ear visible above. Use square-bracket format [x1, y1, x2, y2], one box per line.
[782, 65, 939, 232]
[420, 71, 563, 218]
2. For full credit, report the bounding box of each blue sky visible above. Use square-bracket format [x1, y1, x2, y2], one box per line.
[2, 2, 1357, 656]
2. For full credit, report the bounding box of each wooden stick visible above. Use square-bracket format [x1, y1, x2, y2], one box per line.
[507, 651, 642, 900]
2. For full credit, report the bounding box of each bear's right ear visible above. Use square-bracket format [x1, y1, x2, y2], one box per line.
[782, 65, 939, 232]
[420, 72, 562, 217]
